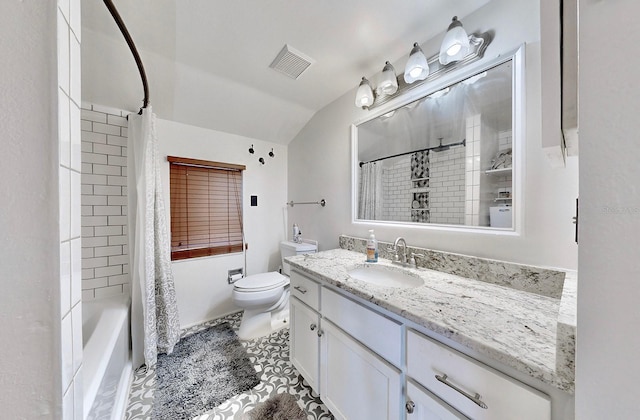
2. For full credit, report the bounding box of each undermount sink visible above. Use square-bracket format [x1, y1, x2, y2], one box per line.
[348, 264, 424, 288]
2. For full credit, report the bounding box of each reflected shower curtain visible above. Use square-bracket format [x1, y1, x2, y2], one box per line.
[128, 107, 180, 368]
[358, 162, 383, 220]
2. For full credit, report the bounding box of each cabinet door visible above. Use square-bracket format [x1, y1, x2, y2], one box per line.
[290, 297, 320, 393]
[320, 320, 401, 420]
[406, 379, 469, 420]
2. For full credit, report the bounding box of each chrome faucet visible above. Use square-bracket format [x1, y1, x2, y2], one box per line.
[392, 237, 408, 264]
[391, 237, 424, 268]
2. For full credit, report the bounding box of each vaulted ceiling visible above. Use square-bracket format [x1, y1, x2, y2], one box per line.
[82, 0, 491, 144]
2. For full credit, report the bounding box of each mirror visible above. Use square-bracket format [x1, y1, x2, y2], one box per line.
[353, 50, 521, 230]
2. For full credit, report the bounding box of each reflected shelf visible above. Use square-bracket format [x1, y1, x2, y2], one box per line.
[484, 167, 512, 175]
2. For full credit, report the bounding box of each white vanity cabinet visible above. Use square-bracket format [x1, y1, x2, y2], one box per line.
[289, 268, 554, 420]
[290, 270, 402, 419]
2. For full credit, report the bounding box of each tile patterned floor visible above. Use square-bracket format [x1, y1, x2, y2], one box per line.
[125, 312, 334, 419]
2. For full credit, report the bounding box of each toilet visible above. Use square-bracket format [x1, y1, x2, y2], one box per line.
[232, 239, 317, 340]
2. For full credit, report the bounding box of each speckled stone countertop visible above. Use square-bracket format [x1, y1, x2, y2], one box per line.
[286, 248, 577, 393]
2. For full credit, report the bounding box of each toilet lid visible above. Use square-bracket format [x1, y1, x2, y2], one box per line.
[234, 272, 287, 292]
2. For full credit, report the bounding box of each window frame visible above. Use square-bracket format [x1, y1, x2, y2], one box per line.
[167, 156, 246, 261]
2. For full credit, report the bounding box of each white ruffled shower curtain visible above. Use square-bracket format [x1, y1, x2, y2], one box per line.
[358, 162, 383, 220]
[128, 107, 181, 368]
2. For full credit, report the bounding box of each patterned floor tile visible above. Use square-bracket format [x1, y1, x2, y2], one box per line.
[125, 312, 333, 420]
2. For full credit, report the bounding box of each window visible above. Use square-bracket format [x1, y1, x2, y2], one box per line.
[168, 156, 245, 261]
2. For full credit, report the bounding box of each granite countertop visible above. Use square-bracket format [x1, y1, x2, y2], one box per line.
[287, 248, 576, 393]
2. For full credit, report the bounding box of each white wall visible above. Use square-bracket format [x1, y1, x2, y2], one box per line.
[156, 120, 288, 328]
[576, 0, 640, 417]
[288, 0, 579, 270]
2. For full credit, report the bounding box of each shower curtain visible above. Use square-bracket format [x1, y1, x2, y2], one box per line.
[358, 162, 383, 220]
[128, 107, 181, 368]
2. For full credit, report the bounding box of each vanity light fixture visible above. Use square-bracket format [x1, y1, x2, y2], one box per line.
[355, 76, 375, 109]
[353, 22, 491, 110]
[378, 61, 399, 95]
[439, 16, 470, 65]
[404, 43, 429, 83]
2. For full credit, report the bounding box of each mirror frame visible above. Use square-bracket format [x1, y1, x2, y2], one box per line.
[351, 44, 525, 235]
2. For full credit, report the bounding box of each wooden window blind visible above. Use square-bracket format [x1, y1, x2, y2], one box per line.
[168, 156, 246, 261]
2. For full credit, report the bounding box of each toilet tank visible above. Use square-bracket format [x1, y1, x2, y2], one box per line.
[280, 240, 318, 276]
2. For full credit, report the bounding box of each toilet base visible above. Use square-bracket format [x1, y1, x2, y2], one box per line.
[237, 305, 289, 341]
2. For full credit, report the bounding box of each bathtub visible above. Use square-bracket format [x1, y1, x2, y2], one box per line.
[82, 295, 132, 420]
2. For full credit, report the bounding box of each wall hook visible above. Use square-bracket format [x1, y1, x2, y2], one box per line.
[269, 148, 275, 158]
[259, 157, 265, 165]
[248, 144, 254, 154]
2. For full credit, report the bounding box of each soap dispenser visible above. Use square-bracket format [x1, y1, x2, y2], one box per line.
[292, 223, 301, 243]
[366, 230, 378, 263]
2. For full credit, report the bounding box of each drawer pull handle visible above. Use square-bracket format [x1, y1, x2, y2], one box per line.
[405, 400, 415, 414]
[310, 323, 317, 331]
[435, 374, 488, 409]
[294, 285, 307, 294]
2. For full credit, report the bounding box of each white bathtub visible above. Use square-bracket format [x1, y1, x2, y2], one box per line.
[83, 295, 132, 420]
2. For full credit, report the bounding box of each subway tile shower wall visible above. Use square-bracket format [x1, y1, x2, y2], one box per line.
[80, 104, 131, 300]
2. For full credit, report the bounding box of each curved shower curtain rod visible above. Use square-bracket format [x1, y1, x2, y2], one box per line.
[103, 0, 149, 114]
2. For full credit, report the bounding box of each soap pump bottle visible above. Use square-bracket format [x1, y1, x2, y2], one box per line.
[292, 223, 301, 243]
[366, 229, 378, 263]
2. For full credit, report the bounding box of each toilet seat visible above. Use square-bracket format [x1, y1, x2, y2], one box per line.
[234, 272, 288, 292]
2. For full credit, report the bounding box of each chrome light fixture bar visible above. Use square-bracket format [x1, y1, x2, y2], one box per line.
[357, 31, 491, 110]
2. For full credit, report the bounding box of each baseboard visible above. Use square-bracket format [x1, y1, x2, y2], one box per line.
[179, 309, 243, 331]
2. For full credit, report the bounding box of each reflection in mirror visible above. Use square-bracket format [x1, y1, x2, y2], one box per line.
[356, 58, 514, 228]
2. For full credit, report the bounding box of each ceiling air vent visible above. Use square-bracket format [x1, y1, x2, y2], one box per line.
[269, 44, 314, 79]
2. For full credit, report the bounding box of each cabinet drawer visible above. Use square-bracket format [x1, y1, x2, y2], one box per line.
[407, 329, 551, 420]
[322, 287, 402, 367]
[290, 270, 320, 310]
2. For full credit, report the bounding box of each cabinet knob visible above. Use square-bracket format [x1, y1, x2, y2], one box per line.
[405, 401, 415, 414]
[310, 323, 316, 331]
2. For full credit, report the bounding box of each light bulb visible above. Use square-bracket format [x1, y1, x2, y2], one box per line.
[409, 67, 423, 78]
[447, 43, 462, 57]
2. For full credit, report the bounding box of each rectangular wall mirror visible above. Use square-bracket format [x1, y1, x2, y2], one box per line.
[352, 47, 523, 231]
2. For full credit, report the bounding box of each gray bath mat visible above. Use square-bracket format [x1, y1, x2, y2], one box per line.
[152, 322, 261, 419]
[243, 393, 306, 420]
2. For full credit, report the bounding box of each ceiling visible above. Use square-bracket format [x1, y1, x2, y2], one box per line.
[81, 0, 491, 144]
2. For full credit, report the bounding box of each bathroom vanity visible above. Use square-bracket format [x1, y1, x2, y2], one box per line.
[287, 246, 576, 420]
